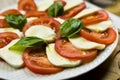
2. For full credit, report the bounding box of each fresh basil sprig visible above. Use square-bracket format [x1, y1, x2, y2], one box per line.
[5, 14, 27, 31]
[60, 18, 83, 38]
[47, 2, 64, 17]
[9, 37, 47, 51]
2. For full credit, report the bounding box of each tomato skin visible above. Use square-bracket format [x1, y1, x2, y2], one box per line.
[80, 28, 117, 45]
[81, 50, 98, 63]
[55, 39, 97, 62]
[0, 9, 21, 16]
[81, 10, 109, 26]
[0, 32, 19, 48]
[23, 48, 63, 74]
[23, 17, 61, 39]
[18, 0, 37, 12]
[60, 2, 86, 19]
[25, 11, 48, 18]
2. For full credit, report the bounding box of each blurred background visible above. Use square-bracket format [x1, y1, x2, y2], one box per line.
[86, 0, 120, 17]
[0, 0, 120, 17]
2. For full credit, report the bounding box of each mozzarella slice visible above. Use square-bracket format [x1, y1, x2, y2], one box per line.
[0, 39, 24, 68]
[0, 28, 23, 37]
[0, 16, 5, 19]
[25, 25, 56, 42]
[64, 0, 83, 11]
[27, 17, 37, 22]
[37, 0, 54, 11]
[69, 37, 105, 50]
[73, 8, 99, 19]
[54, 18, 65, 24]
[85, 20, 112, 32]
[46, 44, 81, 67]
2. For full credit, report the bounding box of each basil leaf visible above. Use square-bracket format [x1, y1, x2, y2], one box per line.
[5, 14, 27, 31]
[9, 37, 47, 50]
[47, 2, 64, 17]
[60, 18, 83, 38]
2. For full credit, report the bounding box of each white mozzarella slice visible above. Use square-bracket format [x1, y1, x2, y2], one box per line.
[64, 0, 83, 11]
[19, 10, 26, 15]
[0, 28, 23, 37]
[54, 18, 65, 24]
[37, 0, 54, 11]
[85, 20, 112, 32]
[73, 8, 99, 19]
[0, 16, 5, 19]
[27, 17, 37, 22]
[69, 37, 105, 50]
[25, 25, 56, 42]
[46, 44, 81, 67]
[0, 39, 24, 68]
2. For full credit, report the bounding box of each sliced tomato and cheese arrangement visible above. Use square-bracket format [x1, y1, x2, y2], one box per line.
[0, 0, 117, 74]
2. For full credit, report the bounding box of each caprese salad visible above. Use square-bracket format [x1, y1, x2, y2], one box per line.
[0, 0, 117, 74]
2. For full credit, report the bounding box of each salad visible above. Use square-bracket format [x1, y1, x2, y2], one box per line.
[0, 0, 117, 74]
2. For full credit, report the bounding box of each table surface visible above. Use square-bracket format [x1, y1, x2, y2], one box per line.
[0, 0, 120, 80]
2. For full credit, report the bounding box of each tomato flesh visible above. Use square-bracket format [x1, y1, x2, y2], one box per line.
[81, 10, 109, 26]
[25, 11, 48, 18]
[23, 48, 63, 74]
[0, 19, 10, 28]
[55, 39, 97, 62]
[0, 9, 21, 16]
[80, 28, 117, 45]
[0, 32, 19, 48]
[18, 0, 37, 12]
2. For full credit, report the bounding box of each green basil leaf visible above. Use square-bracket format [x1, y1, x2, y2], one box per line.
[5, 14, 27, 31]
[47, 2, 64, 17]
[60, 18, 83, 38]
[9, 37, 47, 51]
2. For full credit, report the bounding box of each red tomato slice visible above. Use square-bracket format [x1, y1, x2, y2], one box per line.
[23, 17, 61, 39]
[60, 2, 86, 19]
[80, 28, 117, 45]
[0, 19, 10, 28]
[0, 9, 21, 16]
[0, 9, 21, 28]
[25, 11, 48, 18]
[18, 0, 37, 12]
[0, 32, 19, 48]
[81, 10, 109, 26]
[23, 48, 63, 74]
[55, 39, 97, 62]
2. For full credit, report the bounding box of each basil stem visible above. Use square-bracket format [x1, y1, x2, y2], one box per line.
[60, 18, 83, 38]
[47, 2, 64, 17]
[9, 37, 47, 51]
[5, 14, 27, 31]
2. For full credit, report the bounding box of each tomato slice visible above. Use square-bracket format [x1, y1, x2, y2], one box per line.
[0, 19, 10, 28]
[81, 10, 109, 26]
[0, 32, 19, 48]
[0, 9, 21, 16]
[23, 48, 63, 74]
[60, 2, 86, 19]
[0, 9, 21, 28]
[55, 39, 97, 62]
[25, 11, 48, 18]
[18, 0, 37, 12]
[23, 17, 61, 39]
[80, 28, 117, 45]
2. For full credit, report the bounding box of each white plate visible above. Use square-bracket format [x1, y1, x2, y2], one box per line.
[0, 1, 119, 80]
